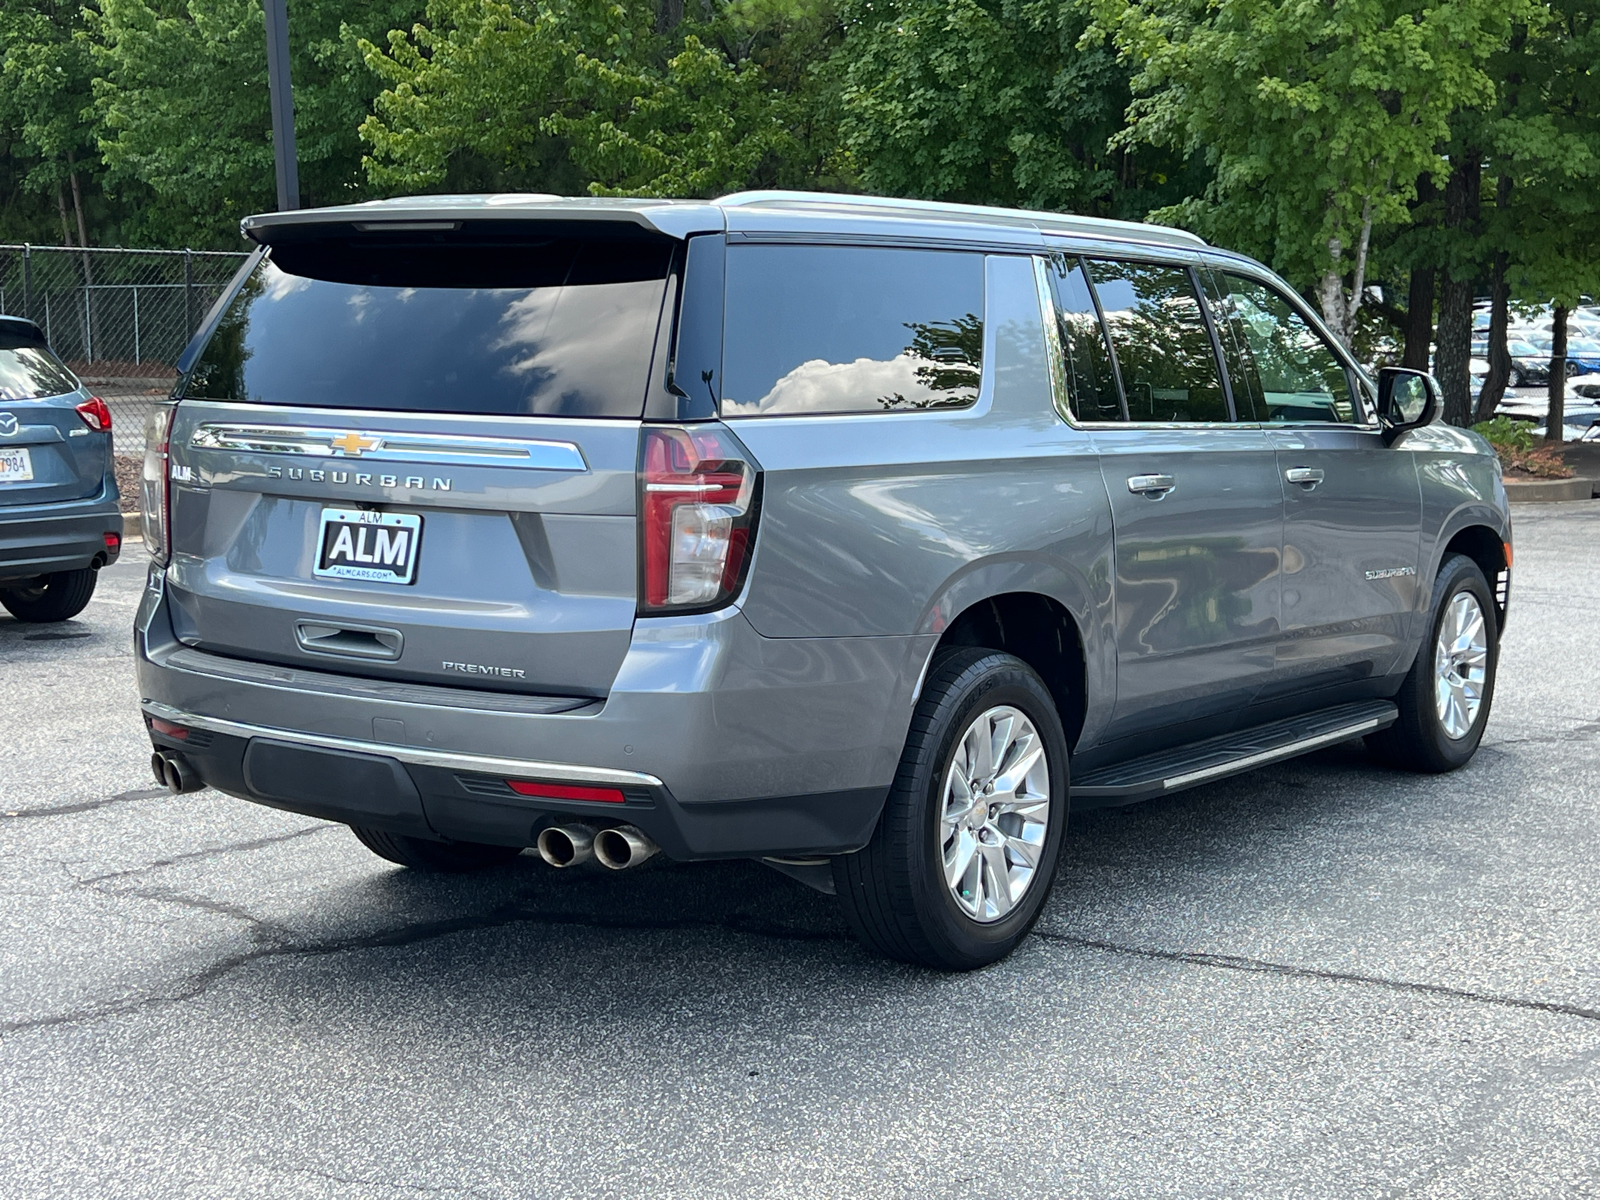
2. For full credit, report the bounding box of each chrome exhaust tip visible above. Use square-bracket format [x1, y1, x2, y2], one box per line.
[536, 823, 597, 868]
[151, 750, 203, 795]
[593, 825, 660, 871]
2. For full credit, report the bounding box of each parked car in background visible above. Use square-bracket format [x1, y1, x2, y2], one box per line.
[0, 315, 122, 622]
[136, 192, 1511, 970]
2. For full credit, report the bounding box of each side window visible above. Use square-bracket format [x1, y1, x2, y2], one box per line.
[1086, 260, 1229, 423]
[1049, 256, 1123, 421]
[1216, 273, 1357, 423]
[721, 245, 983, 417]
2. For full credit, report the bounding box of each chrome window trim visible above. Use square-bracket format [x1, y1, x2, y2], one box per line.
[1032, 255, 1076, 427]
[141, 700, 665, 788]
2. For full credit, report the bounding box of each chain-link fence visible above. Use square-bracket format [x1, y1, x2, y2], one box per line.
[0, 244, 251, 454]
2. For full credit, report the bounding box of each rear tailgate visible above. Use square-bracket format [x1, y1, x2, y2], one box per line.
[164, 405, 639, 696]
[158, 222, 680, 698]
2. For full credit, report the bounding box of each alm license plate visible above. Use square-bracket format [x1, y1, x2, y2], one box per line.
[314, 508, 422, 585]
[0, 447, 33, 484]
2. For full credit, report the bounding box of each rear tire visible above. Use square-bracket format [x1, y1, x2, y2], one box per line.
[0, 567, 97, 623]
[1366, 553, 1498, 773]
[350, 826, 525, 872]
[832, 649, 1069, 971]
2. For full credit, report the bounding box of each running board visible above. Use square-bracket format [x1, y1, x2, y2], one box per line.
[1070, 700, 1398, 808]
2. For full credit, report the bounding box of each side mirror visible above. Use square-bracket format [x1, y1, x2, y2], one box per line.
[1377, 367, 1442, 445]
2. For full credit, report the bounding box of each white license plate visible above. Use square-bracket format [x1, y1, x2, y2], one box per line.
[313, 508, 422, 585]
[0, 447, 33, 484]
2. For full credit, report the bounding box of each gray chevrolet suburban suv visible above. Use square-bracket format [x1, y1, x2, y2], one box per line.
[135, 192, 1510, 969]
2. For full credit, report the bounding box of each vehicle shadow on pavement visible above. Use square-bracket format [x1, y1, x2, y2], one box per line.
[197, 735, 1445, 1026]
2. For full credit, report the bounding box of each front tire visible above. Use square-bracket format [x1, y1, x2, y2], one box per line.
[1366, 553, 1498, 772]
[350, 826, 525, 872]
[833, 649, 1070, 970]
[0, 568, 97, 623]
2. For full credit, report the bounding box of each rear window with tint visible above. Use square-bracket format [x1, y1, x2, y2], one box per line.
[0, 336, 79, 401]
[721, 245, 983, 417]
[181, 236, 673, 417]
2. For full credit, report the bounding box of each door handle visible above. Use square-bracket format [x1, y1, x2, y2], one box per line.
[1127, 474, 1177, 498]
[1285, 466, 1324, 488]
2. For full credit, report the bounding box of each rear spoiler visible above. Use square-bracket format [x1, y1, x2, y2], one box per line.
[241, 196, 726, 246]
[0, 315, 46, 345]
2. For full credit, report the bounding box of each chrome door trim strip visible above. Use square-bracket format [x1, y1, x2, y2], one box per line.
[190, 423, 589, 471]
[141, 700, 664, 788]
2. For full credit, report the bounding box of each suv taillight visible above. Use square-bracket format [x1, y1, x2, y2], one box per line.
[141, 403, 175, 565]
[639, 425, 760, 613]
[75, 396, 112, 431]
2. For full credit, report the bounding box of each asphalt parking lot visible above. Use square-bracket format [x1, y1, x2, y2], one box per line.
[3, 503, 1598, 1199]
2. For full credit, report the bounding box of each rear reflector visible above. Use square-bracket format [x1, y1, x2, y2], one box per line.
[506, 780, 626, 804]
[104, 532, 121, 550]
[148, 716, 190, 740]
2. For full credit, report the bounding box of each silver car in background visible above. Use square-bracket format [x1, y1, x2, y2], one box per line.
[135, 193, 1510, 969]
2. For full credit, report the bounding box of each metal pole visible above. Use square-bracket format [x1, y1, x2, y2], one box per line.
[263, 0, 299, 211]
[184, 249, 195, 338]
[22, 245, 30, 320]
[84, 286, 92, 362]
[133, 285, 141, 364]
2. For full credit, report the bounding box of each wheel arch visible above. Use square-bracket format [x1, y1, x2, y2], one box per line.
[917, 564, 1101, 753]
[1433, 511, 1511, 634]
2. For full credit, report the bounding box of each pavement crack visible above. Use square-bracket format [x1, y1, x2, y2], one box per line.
[1, 786, 168, 821]
[1034, 931, 1600, 1023]
[78, 825, 331, 885]
[0, 897, 847, 1036]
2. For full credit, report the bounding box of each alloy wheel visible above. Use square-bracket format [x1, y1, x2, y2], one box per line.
[939, 705, 1050, 923]
[1434, 592, 1489, 740]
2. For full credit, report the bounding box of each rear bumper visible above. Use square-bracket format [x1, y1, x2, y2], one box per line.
[135, 567, 930, 859]
[0, 479, 123, 583]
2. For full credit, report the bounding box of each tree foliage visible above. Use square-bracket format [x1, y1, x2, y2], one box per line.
[838, 0, 1198, 218]
[1089, 0, 1532, 347]
[358, 0, 844, 197]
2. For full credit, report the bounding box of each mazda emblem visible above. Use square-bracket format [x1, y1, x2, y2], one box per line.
[0, 413, 17, 437]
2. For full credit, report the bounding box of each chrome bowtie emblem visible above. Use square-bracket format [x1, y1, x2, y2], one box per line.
[0, 413, 17, 437]
[330, 431, 381, 456]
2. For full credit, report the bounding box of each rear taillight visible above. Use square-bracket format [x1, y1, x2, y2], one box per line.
[75, 396, 112, 431]
[141, 404, 176, 565]
[639, 425, 759, 613]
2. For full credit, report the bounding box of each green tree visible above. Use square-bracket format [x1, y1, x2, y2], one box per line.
[837, 0, 1199, 218]
[358, 0, 845, 198]
[90, 0, 424, 246]
[0, 0, 100, 244]
[1093, 0, 1533, 351]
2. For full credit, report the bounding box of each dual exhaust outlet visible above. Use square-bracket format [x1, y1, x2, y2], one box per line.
[537, 823, 659, 871]
[150, 749, 203, 795]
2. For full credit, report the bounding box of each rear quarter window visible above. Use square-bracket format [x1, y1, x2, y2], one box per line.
[181, 235, 673, 418]
[721, 245, 984, 417]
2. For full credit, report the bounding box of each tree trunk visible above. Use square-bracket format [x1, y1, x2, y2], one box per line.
[1474, 245, 1511, 423]
[56, 184, 73, 246]
[1435, 154, 1481, 427]
[654, 0, 683, 33]
[67, 159, 89, 250]
[1547, 305, 1568, 445]
[1403, 268, 1435, 371]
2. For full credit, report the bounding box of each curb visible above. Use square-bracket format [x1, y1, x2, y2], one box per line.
[1505, 476, 1599, 503]
[121, 511, 142, 540]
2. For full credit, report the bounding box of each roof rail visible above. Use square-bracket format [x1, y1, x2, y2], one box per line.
[715, 190, 1206, 248]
